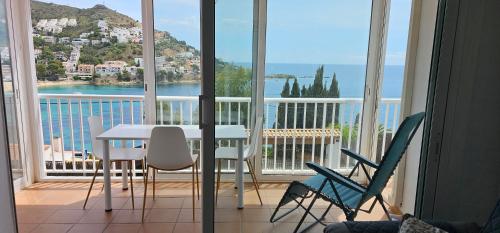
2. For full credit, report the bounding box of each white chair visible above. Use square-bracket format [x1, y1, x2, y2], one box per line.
[83, 116, 146, 209]
[141, 126, 199, 222]
[215, 117, 263, 205]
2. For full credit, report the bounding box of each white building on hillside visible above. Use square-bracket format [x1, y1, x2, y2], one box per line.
[110, 27, 131, 43]
[67, 18, 77, 27]
[95, 61, 127, 75]
[58, 18, 68, 27]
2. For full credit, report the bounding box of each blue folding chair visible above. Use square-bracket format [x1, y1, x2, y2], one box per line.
[270, 112, 425, 233]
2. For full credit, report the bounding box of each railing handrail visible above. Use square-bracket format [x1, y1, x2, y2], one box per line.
[38, 93, 401, 103]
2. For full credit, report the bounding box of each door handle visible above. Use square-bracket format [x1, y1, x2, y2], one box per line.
[198, 95, 206, 129]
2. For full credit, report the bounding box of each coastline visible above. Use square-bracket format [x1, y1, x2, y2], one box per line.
[37, 79, 201, 88]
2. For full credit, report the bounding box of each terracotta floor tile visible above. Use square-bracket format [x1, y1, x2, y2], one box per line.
[17, 223, 39, 233]
[103, 223, 142, 233]
[44, 209, 88, 224]
[146, 208, 180, 223]
[172, 223, 201, 233]
[91, 197, 129, 210]
[240, 208, 272, 222]
[79, 209, 115, 224]
[32, 224, 74, 233]
[151, 197, 184, 209]
[214, 208, 242, 222]
[177, 208, 201, 223]
[67, 223, 108, 233]
[16, 208, 57, 223]
[112, 209, 148, 224]
[139, 223, 175, 233]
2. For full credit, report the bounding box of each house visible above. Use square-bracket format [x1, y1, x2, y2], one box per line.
[134, 57, 144, 67]
[53, 51, 67, 61]
[97, 20, 108, 32]
[91, 40, 101, 46]
[77, 64, 94, 75]
[61, 61, 76, 73]
[41, 36, 56, 44]
[95, 61, 127, 75]
[58, 37, 70, 43]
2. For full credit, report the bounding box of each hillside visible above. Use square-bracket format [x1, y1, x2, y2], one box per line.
[31, 1, 138, 28]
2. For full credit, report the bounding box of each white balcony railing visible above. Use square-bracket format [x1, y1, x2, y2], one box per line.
[38, 94, 400, 178]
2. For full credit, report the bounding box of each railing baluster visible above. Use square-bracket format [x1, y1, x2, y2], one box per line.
[264, 103, 269, 172]
[78, 99, 86, 174]
[301, 103, 307, 171]
[47, 97, 55, 171]
[180, 102, 184, 125]
[282, 103, 288, 170]
[347, 103, 355, 167]
[160, 101, 164, 124]
[381, 103, 390, 156]
[311, 103, 318, 163]
[338, 104, 344, 168]
[328, 103, 336, 169]
[273, 102, 278, 171]
[292, 102, 297, 173]
[170, 102, 174, 125]
[319, 102, 327, 166]
[68, 99, 76, 171]
[391, 104, 399, 139]
[57, 98, 66, 171]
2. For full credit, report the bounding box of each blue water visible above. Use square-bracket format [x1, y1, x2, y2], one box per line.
[39, 64, 404, 98]
[38, 64, 404, 152]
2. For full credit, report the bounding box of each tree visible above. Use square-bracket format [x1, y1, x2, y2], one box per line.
[36, 63, 47, 80]
[280, 79, 290, 97]
[33, 37, 45, 48]
[46, 60, 65, 81]
[291, 79, 300, 97]
[136, 68, 144, 81]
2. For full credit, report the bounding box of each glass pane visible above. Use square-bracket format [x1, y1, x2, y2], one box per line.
[153, 0, 201, 125]
[264, 0, 372, 173]
[214, 0, 255, 225]
[376, 0, 412, 162]
[0, 0, 23, 182]
[31, 0, 144, 176]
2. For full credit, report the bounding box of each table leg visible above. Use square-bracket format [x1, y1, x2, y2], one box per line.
[103, 139, 112, 211]
[237, 140, 244, 209]
[121, 140, 128, 190]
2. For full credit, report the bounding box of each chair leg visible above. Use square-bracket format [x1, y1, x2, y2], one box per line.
[216, 159, 221, 204]
[377, 195, 392, 220]
[141, 166, 149, 222]
[247, 160, 263, 205]
[83, 160, 102, 209]
[141, 159, 146, 184]
[152, 168, 156, 200]
[192, 164, 195, 221]
[195, 159, 199, 200]
[128, 161, 135, 209]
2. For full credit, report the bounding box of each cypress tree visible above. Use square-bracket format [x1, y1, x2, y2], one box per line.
[291, 78, 300, 97]
[280, 79, 291, 97]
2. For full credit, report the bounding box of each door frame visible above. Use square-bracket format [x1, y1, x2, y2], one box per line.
[0, 67, 19, 233]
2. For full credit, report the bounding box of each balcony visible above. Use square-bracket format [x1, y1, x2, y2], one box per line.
[37, 93, 401, 178]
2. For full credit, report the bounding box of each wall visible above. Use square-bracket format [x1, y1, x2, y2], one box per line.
[399, 0, 438, 214]
[422, 0, 500, 223]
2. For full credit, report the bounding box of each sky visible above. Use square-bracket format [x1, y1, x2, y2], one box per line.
[37, 0, 411, 65]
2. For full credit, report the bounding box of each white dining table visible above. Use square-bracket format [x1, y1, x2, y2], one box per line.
[96, 124, 248, 211]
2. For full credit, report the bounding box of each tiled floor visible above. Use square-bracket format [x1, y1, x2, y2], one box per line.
[15, 182, 390, 233]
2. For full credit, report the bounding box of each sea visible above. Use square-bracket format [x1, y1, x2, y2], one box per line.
[38, 64, 404, 152]
[39, 64, 404, 98]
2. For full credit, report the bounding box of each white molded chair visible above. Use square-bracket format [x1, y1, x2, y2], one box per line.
[215, 117, 263, 205]
[141, 126, 199, 222]
[84, 116, 146, 209]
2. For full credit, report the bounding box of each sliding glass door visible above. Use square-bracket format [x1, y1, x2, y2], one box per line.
[1, 0, 25, 188]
